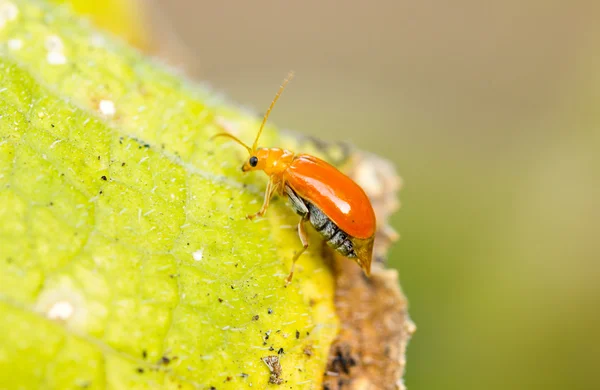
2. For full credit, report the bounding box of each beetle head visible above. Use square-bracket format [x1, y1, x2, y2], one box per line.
[241, 149, 269, 172]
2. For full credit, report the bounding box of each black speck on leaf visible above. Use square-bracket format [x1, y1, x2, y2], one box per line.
[100, 175, 107, 181]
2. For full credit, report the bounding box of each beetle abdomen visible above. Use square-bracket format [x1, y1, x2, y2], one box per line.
[307, 203, 357, 258]
[286, 186, 357, 258]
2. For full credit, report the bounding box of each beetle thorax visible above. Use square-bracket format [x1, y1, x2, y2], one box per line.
[256, 148, 295, 176]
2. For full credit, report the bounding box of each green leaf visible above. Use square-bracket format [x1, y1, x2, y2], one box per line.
[0, 1, 338, 388]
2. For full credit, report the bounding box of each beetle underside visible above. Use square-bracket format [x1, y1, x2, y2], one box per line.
[285, 186, 358, 259]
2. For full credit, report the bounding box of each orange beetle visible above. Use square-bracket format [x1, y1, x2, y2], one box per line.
[214, 72, 376, 283]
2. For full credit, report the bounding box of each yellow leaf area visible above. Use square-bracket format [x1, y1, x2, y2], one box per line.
[49, 0, 149, 49]
[0, 1, 338, 389]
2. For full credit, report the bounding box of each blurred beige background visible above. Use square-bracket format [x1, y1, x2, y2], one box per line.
[141, 1, 599, 389]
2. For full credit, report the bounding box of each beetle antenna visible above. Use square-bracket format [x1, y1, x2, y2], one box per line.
[252, 71, 294, 151]
[211, 132, 252, 154]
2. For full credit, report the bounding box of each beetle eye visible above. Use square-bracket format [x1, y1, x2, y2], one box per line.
[249, 156, 258, 167]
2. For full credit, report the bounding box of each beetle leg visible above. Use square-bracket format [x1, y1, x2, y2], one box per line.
[285, 185, 309, 217]
[247, 177, 279, 220]
[286, 215, 309, 285]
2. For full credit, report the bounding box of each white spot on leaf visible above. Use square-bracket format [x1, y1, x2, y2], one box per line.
[99, 100, 116, 116]
[47, 51, 67, 65]
[0, 2, 18, 28]
[7, 38, 22, 50]
[35, 286, 88, 329]
[47, 301, 74, 320]
[45, 35, 67, 65]
[193, 249, 204, 261]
